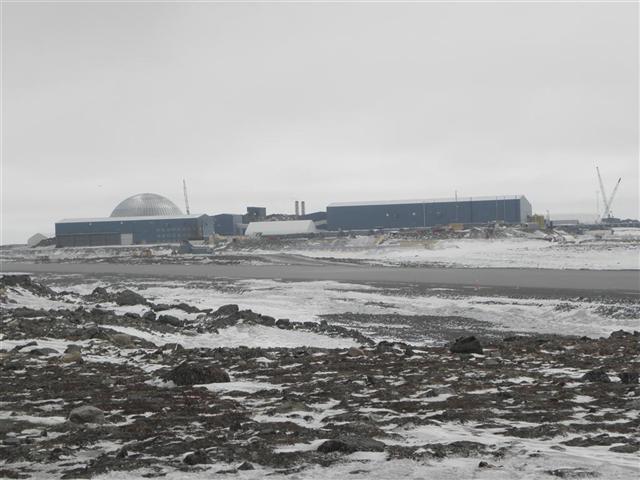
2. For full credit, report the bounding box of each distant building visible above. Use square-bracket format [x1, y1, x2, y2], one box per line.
[213, 214, 245, 236]
[55, 193, 214, 247]
[302, 211, 328, 229]
[327, 195, 532, 231]
[27, 233, 48, 247]
[245, 220, 317, 236]
[244, 206, 267, 223]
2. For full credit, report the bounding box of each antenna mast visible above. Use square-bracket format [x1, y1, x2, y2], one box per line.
[183, 179, 190, 215]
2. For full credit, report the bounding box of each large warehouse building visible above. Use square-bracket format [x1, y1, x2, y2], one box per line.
[55, 193, 214, 247]
[327, 195, 532, 231]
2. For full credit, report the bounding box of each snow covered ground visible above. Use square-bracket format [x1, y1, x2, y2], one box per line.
[2, 273, 639, 480]
[18, 274, 640, 343]
[245, 228, 640, 270]
[2, 227, 638, 270]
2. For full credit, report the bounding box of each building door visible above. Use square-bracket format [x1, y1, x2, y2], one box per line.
[120, 233, 133, 245]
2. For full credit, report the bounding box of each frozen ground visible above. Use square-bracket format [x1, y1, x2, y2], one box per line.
[2, 227, 639, 270]
[1, 273, 639, 479]
[28, 273, 640, 342]
[242, 228, 640, 270]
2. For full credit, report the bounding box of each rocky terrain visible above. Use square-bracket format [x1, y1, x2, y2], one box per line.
[1, 274, 639, 479]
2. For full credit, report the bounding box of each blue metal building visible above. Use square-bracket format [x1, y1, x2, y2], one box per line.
[327, 196, 532, 231]
[55, 214, 215, 247]
[213, 214, 245, 236]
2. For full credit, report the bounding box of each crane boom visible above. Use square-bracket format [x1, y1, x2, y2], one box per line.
[605, 178, 621, 218]
[596, 166, 610, 217]
[183, 179, 190, 215]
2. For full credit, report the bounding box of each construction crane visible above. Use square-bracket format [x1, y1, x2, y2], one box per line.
[596, 166, 621, 221]
[183, 179, 190, 215]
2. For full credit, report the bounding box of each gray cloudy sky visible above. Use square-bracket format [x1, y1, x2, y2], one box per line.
[2, 1, 638, 243]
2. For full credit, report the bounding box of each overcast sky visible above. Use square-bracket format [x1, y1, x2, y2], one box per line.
[2, 2, 638, 243]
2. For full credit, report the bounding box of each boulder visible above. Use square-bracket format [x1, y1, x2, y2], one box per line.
[581, 369, 611, 383]
[69, 406, 105, 424]
[237, 462, 254, 471]
[65, 344, 82, 354]
[317, 437, 385, 454]
[347, 347, 365, 357]
[114, 289, 147, 306]
[61, 350, 82, 363]
[142, 310, 157, 321]
[91, 286, 108, 297]
[110, 333, 136, 348]
[183, 450, 209, 465]
[158, 314, 183, 327]
[213, 304, 239, 317]
[276, 318, 291, 329]
[450, 336, 483, 354]
[257, 315, 276, 327]
[163, 362, 230, 386]
[619, 372, 639, 384]
[609, 330, 632, 339]
[29, 348, 59, 356]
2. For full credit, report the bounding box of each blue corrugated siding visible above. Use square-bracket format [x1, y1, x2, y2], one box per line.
[55, 215, 214, 246]
[327, 198, 531, 230]
[213, 214, 243, 236]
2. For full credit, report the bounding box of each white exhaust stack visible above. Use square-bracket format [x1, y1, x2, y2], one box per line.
[301, 201, 306, 216]
[295, 200, 299, 217]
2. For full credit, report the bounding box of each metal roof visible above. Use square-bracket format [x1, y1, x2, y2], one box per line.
[57, 214, 206, 224]
[245, 220, 317, 236]
[328, 195, 526, 208]
[110, 193, 183, 217]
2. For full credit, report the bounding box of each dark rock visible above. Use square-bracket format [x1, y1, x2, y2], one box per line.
[563, 434, 627, 447]
[1, 275, 54, 296]
[124, 312, 140, 320]
[172, 302, 201, 314]
[163, 362, 230, 386]
[581, 370, 611, 383]
[347, 347, 365, 357]
[64, 344, 82, 354]
[11, 341, 37, 352]
[609, 443, 640, 453]
[69, 406, 105, 424]
[158, 314, 183, 327]
[450, 336, 483, 354]
[91, 286, 108, 297]
[183, 450, 209, 465]
[114, 289, 147, 306]
[276, 318, 291, 329]
[609, 330, 631, 338]
[376, 341, 397, 353]
[258, 315, 276, 327]
[237, 461, 254, 470]
[213, 304, 239, 317]
[618, 372, 639, 384]
[29, 347, 59, 356]
[142, 310, 156, 321]
[317, 437, 385, 454]
[545, 468, 600, 478]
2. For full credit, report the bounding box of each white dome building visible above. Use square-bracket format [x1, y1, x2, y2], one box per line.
[110, 193, 183, 218]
